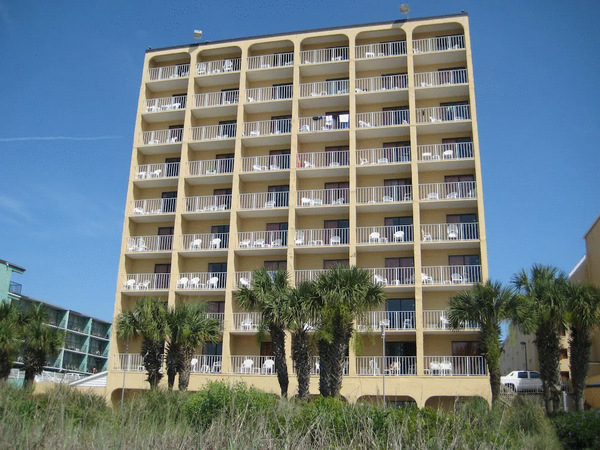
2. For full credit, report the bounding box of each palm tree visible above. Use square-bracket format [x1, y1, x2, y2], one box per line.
[166, 303, 221, 391]
[512, 264, 568, 414]
[0, 302, 20, 380]
[566, 282, 600, 411]
[235, 267, 291, 397]
[448, 281, 518, 406]
[315, 265, 385, 398]
[115, 297, 168, 389]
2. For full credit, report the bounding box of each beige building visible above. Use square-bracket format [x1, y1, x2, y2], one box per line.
[106, 13, 491, 407]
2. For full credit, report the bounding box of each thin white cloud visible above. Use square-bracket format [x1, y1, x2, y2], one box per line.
[0, 136, 123, 142]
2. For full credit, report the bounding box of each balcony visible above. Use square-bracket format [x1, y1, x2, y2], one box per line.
[415, 105, 471, 134]
[417, 143, 473, 169]
[139, 129, 183, 154]
[190, 124, 236, 142]
[356, 146, 411, 175]
[356, 110, 409, 139]
[232, 312, 262, 331]
[134, 162, 179, 187]
[420, 265, 482, 286]
[235, 271, 253, 288]
[300, 47, 349, 65]
[122, 273, 170, 293]
[246, 85, 293, 103]
[187, 158, 234, 184]
[240, 154, 290, 181]
[414, 69, 468, 99]
[196, 58, 241, 80]
[237, 230, 287, 253]
[131, 198, 176, 221]
[143, 95, 186, 122]
[190, 355, 222, 373]
[356, 40, 407, 59]
[175, 272, 227, 292]
[299, 80, 349, 107]
[291, 356, 349, 376]
[8, 281, 21, 295]
[206, 314, 225, 331]
[242, 119, 291, 146]
[192, 91, 239, 117]
[114, 353, 147, 371]
[238, 192, 289, 217]
[419, 181, 476, 207]
[356, 225, 413, 248]
[297, 150, 349, 177]
[356, 186, 412, 212]
[413, 35, 465, 54]
[296, 188, 349, 213]
[147, 64, 189, 90]
[294, 228, 349, 251]
[369, 267, 415, 289]
[247, 52, 294, 71]
[295, 269, 327, 284]
[356, 356, 416, 376]
[231, 356, 277, 374]
[423, 356, 486, 376]
[126, 235, 173, 255]
[183, 195, 231, 219]
[356, 311, 415, 331]
[180, 233, 229, 253]
[423, 310, 478, 331]
[298, 116, 349, 143]
[355, 74, 408, 105]
[420, 223, 479, 248]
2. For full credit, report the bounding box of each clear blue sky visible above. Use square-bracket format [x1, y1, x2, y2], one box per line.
[0, 1, 598, 321]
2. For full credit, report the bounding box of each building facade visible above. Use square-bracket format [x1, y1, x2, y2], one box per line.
[107, 13, 490, 407]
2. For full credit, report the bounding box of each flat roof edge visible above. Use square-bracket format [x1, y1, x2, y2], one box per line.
[0, 259, 26, 273]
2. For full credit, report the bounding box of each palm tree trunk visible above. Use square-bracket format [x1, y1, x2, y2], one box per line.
[0, 352, 12, 380]
[569, 326, 591, 411]
[178, 348, 194, 392]
[167, 367, 177, 390]
[484, 330, 501, 406]
[270, 326, 289, 398]
[536, 326, 561, 414]
[292, 330, 311, 401]
[24, 367, 36, 388]
[318, 339, 332, 397]
[330, 325, 351, 398]
[142, 339, 165, 390]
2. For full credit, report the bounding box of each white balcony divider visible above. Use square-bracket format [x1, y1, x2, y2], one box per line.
[417, 142, 473, 161]
[246, 85, 293, 103]
[423, 310, 478, 330]
[148, 64, 190, 81]
[356, 185, 412, 204]
[356, 311, 415, 331]
[421, 265, 482, 285]
[414, 69, 468, 87]
[300, 47, 349, 64]
[181, 233, 229, 251]
[190, 124, 237, 141]
[231, 356, 277, 374]
[196, 58, 241, 75]
[356, 147, 411, 165]
[122, 273, 170, 291]
[294, 228, 349, 246]
[145, 95, 187, 112]
[232, 312, 262, 331]
[237, 230, 287, 249]
[141, 128, 183, 145]
[247, 52, 294, 70]
[419, 181, 476, 201]
[243, 118, 292, 136]
[415, 105, 471, 124]
[420, 223, 479, 242]
[194, 90, 239, 108]
[355, 74, 408, 93]
[115, 353, 147, 371]
[298, 115, 349, 132]
[184, 194, 231, 212]
[297, 150, 349, 169]
[356, 356, 416, 376]
[239, 191, 289, 210]
[235, 271, 253, 288]
[295, 270, 327, 284]
[188, 158, 234, 176]
[135, 162, 179, 180]
[356, 225, 413, 245]
[132, 198, 176, 215]
[241, 154, 290, 172]
[369, 267, 415, 286]
[356, 110, 409, 128]
[299, 80, 349, 97]
[296, 188, 349, 206]
[424, 356, 486, 376]
[127, 235, 173, 252]
[355, 40, 407, 59]
[176, 272, 227, 290]
[190, 355, 222, 373]
[291, 356, 349, 376]
[413, 35, 465, 54]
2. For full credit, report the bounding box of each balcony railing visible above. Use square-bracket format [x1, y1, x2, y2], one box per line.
[148, 64, 189, 81]
[415, 105, 471, 124]
[291, 356, 349, 376]
[369, 267, 415, 286]
[235, 271, 253, 288]
[355, 41, 407, 59]
[114, 353, 147, 371]
[238, 230, 287, 249]
[297, 150, 349, 169]
[419, 181, 476, 201]
[246, 85, 293, 103]
[355, 74, 408, 93]
[357, 147, 411, 165]
[295, 269, 327, 284]
[424, 356, 486, 376]
[423, 310, 478, 330]
[414, 69, 468, 87]
[194, 91, 239, 108]
[294, 228, 349, 246]
[243, 119, 291, 137]
[190, 124, 236, 141]
[247, 52, 294, 70]
[231, 356, 277, 374]
[206, 313, 225, 330]
[122, 273, 170, 291]
[413, 35, 465, 54]
[8, 281, 22, 295]
[299, 80, 349, 97]
[300, 47, 349, 64]
[176, 272, 227, 290]
[184, 195, 231, 212]
[141, 128, 182, 145]
[196, 58, 241, 75]
[356, 311, 415, 331]
[298, 115, 349, 132]
[191, 355, 222, 373]
[417, 142, 473, 161]
[356, 110, 409, 128]
[127, 235, 173, 252]
[135, 162, 179, 180]
[232, 312, 262, 331]
[421, 265, 482, 285]
[420, 223, 479, 242]
[132, 198, 176, 215]
[356, 356, 416, 376]
[239, 191, 289, 210]
[241, 154, 290, 172]
[297, 188, 349, 206]
[188, 158, 234, 176]
[356, 225, 413, 245]
[356, 185, 412, 204]
[181, 233, 229, 251]
[145, 95, 187, 112]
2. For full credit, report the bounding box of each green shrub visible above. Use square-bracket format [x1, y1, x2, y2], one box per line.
[552, 410, 600, 449]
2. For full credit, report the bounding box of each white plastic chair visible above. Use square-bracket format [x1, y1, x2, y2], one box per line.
[447, 224, 459, 240]
[190, 358, 198, 372]
[262, 359, 275, 374]
[271, 239, 282, 247]
[374, 274, 388, 285]
[210, 238, 221, 249]
[124, 279, 136, 290]
[176, 277, 189, 289]
[369, 232, 381, 243]
[264, 200, 276, 208]
[241, 359, 254, 373]
[208, 277, 220, 289]
[223, 59, 234, 72]
[330, 236, 341, 245]
[239, 277, 250, 288]
[189, 239, 202, 250]
[295, 232, 304, 245]
[189, 277, 200, 289]
[451, 273, 463, 284]
[254, 239, 266, 248]
[393, 230, 405, 242]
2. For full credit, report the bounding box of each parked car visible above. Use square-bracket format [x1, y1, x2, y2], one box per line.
[500, 370, 543, 392]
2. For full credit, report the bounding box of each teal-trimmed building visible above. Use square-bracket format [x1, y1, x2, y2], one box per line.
[0, 258, 26, 302]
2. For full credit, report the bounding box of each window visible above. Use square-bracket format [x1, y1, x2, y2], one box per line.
[382, 106, 409, 125]
[438, 67, 467, 84]
[165, 157, 180, 177]
[449, 255, 481, 283]
[158, 226, 174, 251]
[216, 153, 234, 173]
[384, 178, 411, 201]
[324, 110, 349, 129]
[218, 120, 236, 138]
[213, 188, 232, 210]
[161, 191, 177, 213]
[273, 83, 292, 100]
[323, 259, 349, 269]
[211, 224, 230, 248]
[325, 77, 349, 95]
[326, 46, 348, 61]
[325, 146, 349, 166]
[264, 260, 287, 271]
[446, 214, 478, 240]
[324, 219, 349, 244]
[386, 298, 415, 328]
[208, 263, 227, 289]
[385, 216, 413, 242]
[440, 101, 470, 120]
[381, 73, 407, 89]
[221, 88, 239, 104]
[518, 372, 528, 379]
[266, 222, 288, 245]
[206, 301, 225, 314]
[270, 115, 291, 134]
[385, 342, 416, 357]
[444, 174, 474, 198]
[154, 263, 171, 289]
[452, 341, 479, 356]
[530, 372, 541, 379]
[267, 185, 289, 207]
[168, 124, 183, 142]
[442, 137, 472, 158]
[383, 141, 410, 163]
[172, 93, 187, 108]
[260, 342, 273, 356]
[269, 149, 290, 169]
[324, 181, 348, 204]
[559, 349, 568, 360]
[386, 257, 414, 284]
[203, 341, 222, 356]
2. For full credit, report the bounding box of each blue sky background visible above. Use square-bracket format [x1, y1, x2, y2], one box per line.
[0, 1, 598, 321]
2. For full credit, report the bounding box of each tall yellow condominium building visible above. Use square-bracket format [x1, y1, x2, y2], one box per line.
[107, 12, 490, 407]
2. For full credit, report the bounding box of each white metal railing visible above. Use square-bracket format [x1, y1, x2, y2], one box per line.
[231, 356, 276, 374]
[122, 273, 170, 291]
[184, 195, 231, 212]
[413, 35, 465, 54]
[357, 147, 411, 165]
[206, 313, 225, 330]
[420, 223, 479, 242]
[176, 272, 227, 290]
[194, 91, 239, 108]
[148, 64, 190, 81]
[417, 142, 473, 161]
[423, 310, 478, 330]
[424, 356, 486, 376]
[369, 267, 415, 286]
[297, 188, 349, 206]
[295, 270, 327, 284]
[247, 52, 294, 70]
[298, 115, 349, 132]
[132, 198, 176, 215]
[297, 151, 349, 169]
[114, 353, 147, 371]
[235, 271, 253, 288]
[141, 128, 183, 145]
[421, 265, 482, 285]
[355, 74, 408, 93]
[416, 105, 471, 124]
[126, 235, 173, 252]
[246, 85, 293, 103]
[190, 124, 237, 141]
[356, 225, 413, 245]
[356, 185, 412, 204]
[414, 69, 468, 87]
[237, 230, 287, 249]
[239, 191, 289, 209]
[190, 355, 222, 373]
[196, 58, 241, 75]
[294, 228, 349, 246]
[135, 162, 179, 180]
[241, 154, 290, 172]
[181, 233, 228, 251]
[419, 181, 476, 201]
[188, 158, 234, 176]
[300, 47, 349, 64]
[356, 356, 416, 376]
[291, 356, 349, 376]
[299, 80, 349, 97]
[356, 110, 409, 128]
[145, 95, 187, 112]
[356, 311, 415, 331]
[243, 118, 291, 137]
[355, 41, 407, 59]
[232, 312, 262, 331]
